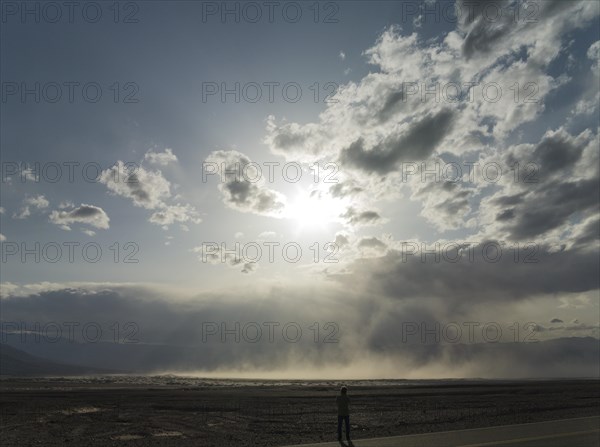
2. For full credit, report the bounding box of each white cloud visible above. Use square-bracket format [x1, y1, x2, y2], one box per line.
[58, 201, 75, 209]
[570, 40, 600, 118]
[145, 148, 178, 166]
[410, 174, 476, 232]
[13, 195, 49, 219]
[99, 160, 201, 228]
[20, 167, 38, 182]
[588, 40, 600, 76]
[266, 2, 599, 162]
[99, 161, 171, 209]
[191, 244, 256, 274]
[149, 203, 202, 226]
[262, 3, 600, 238]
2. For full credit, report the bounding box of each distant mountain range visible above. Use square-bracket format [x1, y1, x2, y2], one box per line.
[0, 344, 120, 376]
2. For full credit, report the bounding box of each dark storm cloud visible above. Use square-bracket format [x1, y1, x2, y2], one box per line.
[1, 284, 598, 378]
[503, 129, 587, 177]
[492, 192, 527, 207]
[531, 133, 583, 173]
[329, 242, 600, 306]
[490, 164, 598, 242]
[496, 209, 515, 221]
[487, 128, 600, 240]
[0, 286, 356, 373]
[572, 217, 600, 248]
[505, 178, 599, 239]
[340, 109, 455, 175]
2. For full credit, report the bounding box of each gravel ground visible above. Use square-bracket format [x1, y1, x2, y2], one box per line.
[1, 378, 599, 446]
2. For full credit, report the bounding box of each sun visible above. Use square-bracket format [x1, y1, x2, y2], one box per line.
[286, 189, 346, 230]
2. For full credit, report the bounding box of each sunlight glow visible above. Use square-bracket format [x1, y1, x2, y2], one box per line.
[286, 189, 347, 231]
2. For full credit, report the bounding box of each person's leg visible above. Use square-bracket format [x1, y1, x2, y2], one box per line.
[345, 415, 350, 440]
[337, 415, 343, 440]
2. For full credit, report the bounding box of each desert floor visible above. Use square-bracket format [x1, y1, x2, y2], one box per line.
[1, 378, 599, 446]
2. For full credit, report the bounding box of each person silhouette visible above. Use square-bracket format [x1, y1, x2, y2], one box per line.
[336, 386, 351, 443]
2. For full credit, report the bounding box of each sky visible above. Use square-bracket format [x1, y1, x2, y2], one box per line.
[1, 0, 599, 378]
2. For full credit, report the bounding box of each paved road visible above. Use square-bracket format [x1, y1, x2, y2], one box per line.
[282, 416, 600, 447]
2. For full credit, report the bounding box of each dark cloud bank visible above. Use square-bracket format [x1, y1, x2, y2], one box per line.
[2, 240, 598, 379]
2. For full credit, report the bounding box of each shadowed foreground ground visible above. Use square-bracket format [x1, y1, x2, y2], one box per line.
[1, 378, 598, 446]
